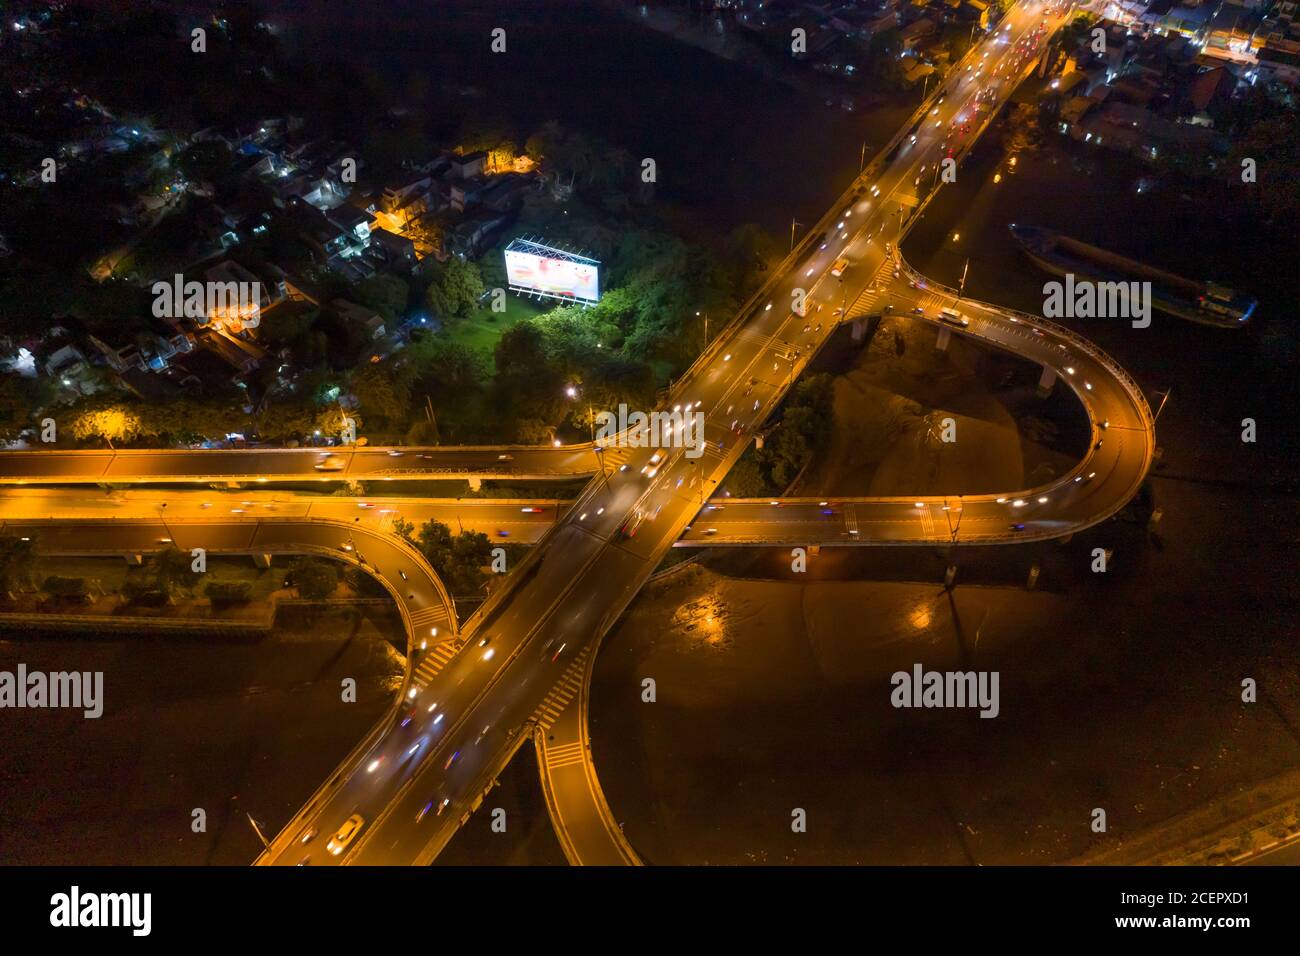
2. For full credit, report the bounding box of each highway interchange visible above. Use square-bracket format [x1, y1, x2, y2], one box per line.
[3, 0, 1159, 865]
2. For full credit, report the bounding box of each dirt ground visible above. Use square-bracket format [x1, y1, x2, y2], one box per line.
[802, 317, 1081, 497]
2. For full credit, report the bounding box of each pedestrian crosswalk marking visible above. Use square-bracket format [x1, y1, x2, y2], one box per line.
[531, 647, 590, 731]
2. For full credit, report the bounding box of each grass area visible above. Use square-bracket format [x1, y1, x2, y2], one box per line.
[440, 295, 547, 366]
[28, 555, 289, 602]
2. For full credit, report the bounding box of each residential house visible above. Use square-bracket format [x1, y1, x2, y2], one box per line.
[369, 227, 418, 267]
[448, 150, 488, 180]
[445, 211, 508, 258]
[332, 300, 387, 340]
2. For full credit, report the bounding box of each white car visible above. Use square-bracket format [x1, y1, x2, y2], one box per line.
[314, 455, 344, 472]
[641, 450, 665, 478]
[326, 814, 365, 855]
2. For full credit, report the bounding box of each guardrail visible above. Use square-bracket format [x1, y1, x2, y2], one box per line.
[894, 257, 1155, 430]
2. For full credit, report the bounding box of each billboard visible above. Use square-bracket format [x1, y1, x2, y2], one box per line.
[504, 238, 600, 305]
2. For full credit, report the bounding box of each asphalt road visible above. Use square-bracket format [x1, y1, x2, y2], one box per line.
[0, 444, 601, 483]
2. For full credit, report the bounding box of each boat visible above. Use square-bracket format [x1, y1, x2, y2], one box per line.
[1009, 224, 1255, 328]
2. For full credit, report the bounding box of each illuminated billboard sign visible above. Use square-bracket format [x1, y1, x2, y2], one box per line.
[504, 238, 600, 305]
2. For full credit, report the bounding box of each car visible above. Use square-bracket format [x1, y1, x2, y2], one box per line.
[704, 528, 718, 536]
[496, 529, 510, 537]
[830, 257, 849, 278]
[326, 814, 365, 855]
[939, 306, 970, 327]
[314, 455, 344, 472]
[520, 506, 543, 513]
[621, 510, 647, 539]
[298, 826, 318, 845]
[803, 324, 812, 333]
[870, 185, 881, 196]
[1009, 523, 1026, 532]
[386, 449, 404, 457]
[497, 453, 514, 461]
[912, 306, 926, 315]
[641, 449, 665, 478]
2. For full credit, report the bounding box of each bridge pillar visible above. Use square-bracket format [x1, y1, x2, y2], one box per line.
[851, 318, 867, 342]
[467, 476, 482, 492]
[252, 553, 272, 569]
[1027, 564, 1040, 590]
[944, 564, 956, 588]
[1037, 364, 1056, 397]
[124, 553, 143, 566]
[935, 326, 951, 352]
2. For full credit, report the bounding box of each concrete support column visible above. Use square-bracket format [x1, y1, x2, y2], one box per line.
[851, 318, 867, 342]
[935, 326, 951, 352]
[252, 553, 272, 569]
[467, 476, 482, 492]
[1037, 364, 1056, 397]
[124, 553, 143, 566]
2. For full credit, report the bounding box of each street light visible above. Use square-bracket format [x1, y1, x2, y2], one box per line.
[1154, 388, 1171, 422]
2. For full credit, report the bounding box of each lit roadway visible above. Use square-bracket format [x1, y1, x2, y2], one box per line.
[1, 1, 1154, 864]
[0, 444, 602, 483]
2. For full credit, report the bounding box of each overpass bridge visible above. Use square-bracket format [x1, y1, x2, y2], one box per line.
[2, 0, 1156, 866]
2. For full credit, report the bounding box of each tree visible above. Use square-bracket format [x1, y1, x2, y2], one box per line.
[152, 545, 201, 598]
[408, 519, 492, 596]
[206, 580, 252, 607]
[256, 396, 317, 443]
[722, 458, 768, 498]
[0, 374, 52, 442]
[354, 274, 409, 322]
[288, 558, 340, 600]
[44, 576, 89, 602]
[0, 536, 37, 596]
[405, 419, 441, 446]
[351, 360, 413, 428]
[424, 257, 484, 320]
[1230, 113, 1300, 225]
[69, 403, 144, 447]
